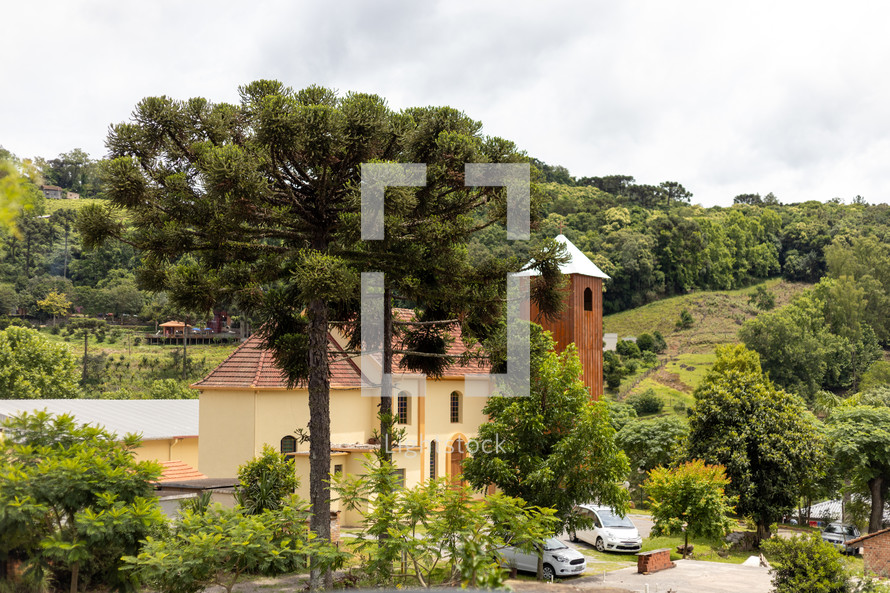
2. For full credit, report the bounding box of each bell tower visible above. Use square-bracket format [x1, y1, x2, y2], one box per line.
[526, 235, 608, 399]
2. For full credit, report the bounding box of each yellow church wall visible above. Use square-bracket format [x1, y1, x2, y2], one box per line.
[198, 390, 257, 478]
[136, 436, 199, 468]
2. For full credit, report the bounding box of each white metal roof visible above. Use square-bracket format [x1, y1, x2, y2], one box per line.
[0, 399, 199, 440]
[514, 234, 610, 279]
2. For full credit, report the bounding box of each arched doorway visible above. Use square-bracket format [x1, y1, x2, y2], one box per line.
[447, 434, 469, 486]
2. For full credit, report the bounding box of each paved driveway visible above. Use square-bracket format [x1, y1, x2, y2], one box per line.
[578, 559, 772, 593]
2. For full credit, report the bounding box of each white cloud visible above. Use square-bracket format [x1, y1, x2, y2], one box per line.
[3, 0, 890, 206]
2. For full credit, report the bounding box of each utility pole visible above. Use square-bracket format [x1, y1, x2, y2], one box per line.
[182, 318, 188, 381]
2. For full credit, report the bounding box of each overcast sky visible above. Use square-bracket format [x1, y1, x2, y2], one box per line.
[3, 1, 889, 207]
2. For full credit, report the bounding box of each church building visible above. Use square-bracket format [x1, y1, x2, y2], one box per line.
[192, 235, 607, 524]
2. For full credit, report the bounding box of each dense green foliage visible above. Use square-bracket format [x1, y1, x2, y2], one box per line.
[124, 502, 345, 593]
[687, 345, 827, 540]
[0, 411, 165, 592]
[741, 277, 883, 397]
[0, 325, 79, 398]
[463, 331, 630, 536]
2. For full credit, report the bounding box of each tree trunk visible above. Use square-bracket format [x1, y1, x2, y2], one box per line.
[380, 287, 393, 462]
[755, 520, 771, 544]
[63, 228, 69, 279]
[69, 561, 79, 593]
[683, 530, 689, 559]
[869, 476, 884, 533]
[82, 332, 88, 384]
[307, 297, 332, 590]
[536, 546, 544, 580]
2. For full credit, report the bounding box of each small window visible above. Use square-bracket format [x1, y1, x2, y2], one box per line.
[450, 391, 462, 423]
[584, 287, 593, 312]
[333, 464, 343, 476]
[281, 435, 297, 463]
[391, 468, 406, 489]
[397, 391, 411, 425]
[429, 440, 438, 479]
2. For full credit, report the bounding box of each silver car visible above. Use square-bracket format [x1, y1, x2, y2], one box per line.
[571, 504, 643, 553]
[497, 537, 587, 579]
[821, 522, 860, 555]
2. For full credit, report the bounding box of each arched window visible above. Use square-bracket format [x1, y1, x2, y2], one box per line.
[397, 391, 411, 425]
[429, 440, 438, 479]
[584, 287, 593, 312]
[280, 435, 297, 462]
[450, 390, 462, 423]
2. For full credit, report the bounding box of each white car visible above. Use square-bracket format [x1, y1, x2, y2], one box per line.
[571, 504, 643, 553]
[497, 537, 587, 579]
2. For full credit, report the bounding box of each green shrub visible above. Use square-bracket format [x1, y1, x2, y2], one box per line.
[676, 309, 694, 329]
[761, 533, 850, 593]
[617, 339, 641, 358]
[604, 350, 624, 390]
[636, 333, 655, 352]
[624, 359, 639, 374]
[626, 389, 664, 415]
[236, 445, 299, 515]
[642, 350, 658, 365]
[652, 331, 667, 353]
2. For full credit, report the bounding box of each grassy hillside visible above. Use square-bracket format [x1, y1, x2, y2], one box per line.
[603, 279, 811, 410]
[36, 325, 240, 398]
[43, 197, 107, 213]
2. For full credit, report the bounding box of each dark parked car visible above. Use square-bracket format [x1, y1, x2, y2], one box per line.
[821, 522, 860, 555]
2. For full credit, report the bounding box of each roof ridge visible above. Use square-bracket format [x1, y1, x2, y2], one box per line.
[254, 349, 268, 388]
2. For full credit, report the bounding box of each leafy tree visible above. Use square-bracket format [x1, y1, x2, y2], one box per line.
[236, 445, 299, 515]
[84, 80, 544, 585]
[616, 415, 687, 474]
[645, 460, 736, 558]
[687, 345, 826, 541]
[124, 502, 345, 593]
[463, 333, 630, 540]
[0, 325, 79, 398]
[625, 388, 664, 415]
[36, 289, 71, 324]
[333, 450, 557, 587]
[0, 411, 165, 592]
[69, 318, 108, 386]
[761, 534, 851, 593]
[43, 148, 103, 197]
[826, 405, 890, 533]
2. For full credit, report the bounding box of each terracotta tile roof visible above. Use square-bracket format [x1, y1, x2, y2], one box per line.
[157, 460, 207, 483]
[194, 312, 490, 391]
[193, 333, 363, 390]
[392, 308, 490, 377]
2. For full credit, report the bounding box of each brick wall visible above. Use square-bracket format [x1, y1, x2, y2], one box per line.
[863, 535, 890, 578]
[637, 548, 675, 574]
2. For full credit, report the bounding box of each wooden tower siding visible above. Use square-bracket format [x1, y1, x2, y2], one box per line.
[530, 274, 604, 399]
